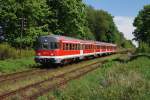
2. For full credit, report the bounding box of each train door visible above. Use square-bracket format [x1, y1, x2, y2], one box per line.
[80, 44, 83, 55]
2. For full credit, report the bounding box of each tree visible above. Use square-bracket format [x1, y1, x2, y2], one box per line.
[133, 5, 150, 45]
[86, 6, 124, 45]
[0, 0, 51, 48]
[121, 40, 135, 49]
[47, 0, 94, 40]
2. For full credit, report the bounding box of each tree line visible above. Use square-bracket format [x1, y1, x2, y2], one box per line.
[133, 5, 150, 52]
[0, 0, 133, 48]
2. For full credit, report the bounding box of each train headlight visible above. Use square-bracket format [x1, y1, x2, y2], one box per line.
[37, 53, 41, 56]
[50, 53, 54, 56]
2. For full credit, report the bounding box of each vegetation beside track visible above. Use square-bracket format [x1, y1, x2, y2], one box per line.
[38, 56, 150, 100]
[0, 57, 37, 74]
[0, 43, 35, 60]
[0, 43, 36, 74]
[0, 54, 120, 99]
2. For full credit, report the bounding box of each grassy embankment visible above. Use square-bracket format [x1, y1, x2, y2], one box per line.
[0, 43, 36, 74]
[38, 55, 150, 100]
[0, 57, 36, 74]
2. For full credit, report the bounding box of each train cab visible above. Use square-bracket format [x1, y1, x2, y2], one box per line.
[35, 35, 60, 64]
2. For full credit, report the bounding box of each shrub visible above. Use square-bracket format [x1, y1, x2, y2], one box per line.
[137, 42, 150, 53]
[0, 43, 35, 60]
[46, 57, 150, 100]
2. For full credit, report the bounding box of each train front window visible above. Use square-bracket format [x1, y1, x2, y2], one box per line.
[50, 42, 59, 49]
[42, 43, 49, 49]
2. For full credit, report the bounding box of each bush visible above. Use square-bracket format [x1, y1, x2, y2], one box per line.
[137, 42, 150, 53]
[45, 57, 150, 100]
[0, 43, 35, 60]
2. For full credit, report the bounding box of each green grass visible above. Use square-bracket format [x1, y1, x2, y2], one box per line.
[0, 57, 37, 74]
[0, 43, 35, 60]
[38, 57, 150, 100]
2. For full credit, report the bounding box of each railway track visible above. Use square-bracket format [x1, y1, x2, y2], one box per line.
[0, 69, 48, 84]
[0, 60, 108, 100]
[0, 51, 125, 85]
[0, 53, 124, 100]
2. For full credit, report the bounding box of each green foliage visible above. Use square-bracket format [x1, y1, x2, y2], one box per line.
[46, 57, 150, 100]
[0, 0, 129, 49]
[47, 0, 92, 40]
[133, 5, 150, 52]
[133, 5, 150, 45]
[121, 40, 135, 49]
[137, 42, 150, 53]
[0, 43, 34, 60]
[0, 0, 50, 48]
[0, 57, 36, 73]
[86, 6, 125, 45]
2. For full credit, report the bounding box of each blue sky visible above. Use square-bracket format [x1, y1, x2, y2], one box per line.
[83, 0, 150, 46]
[84, 0, 150, 16]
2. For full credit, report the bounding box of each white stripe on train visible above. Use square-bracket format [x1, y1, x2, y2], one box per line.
[35, 51, 115, 60]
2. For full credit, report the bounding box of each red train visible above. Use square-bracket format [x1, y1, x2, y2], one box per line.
[35, 35, 117, 65]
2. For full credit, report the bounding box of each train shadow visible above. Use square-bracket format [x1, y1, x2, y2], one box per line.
[31, 63, 60, 69]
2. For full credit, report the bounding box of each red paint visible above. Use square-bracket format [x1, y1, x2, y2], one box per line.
[35, 37, 117, 57]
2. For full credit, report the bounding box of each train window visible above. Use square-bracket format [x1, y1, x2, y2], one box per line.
[42, 43, 49, 49]
[78, 44, 80, 50]
[70, 44, 72, 50]
[73, 44, 75, 50]
[74, 44, 76, 50]
[71, 44, 73, 50]
[74, 44, 75, 50]
[76, 44, 77, 50]
[72, 44, 74, 50]
[63, 43, 65, 50]
[75, 44, 77, 50]
[66, 43, 69, 50]
[65, 44, 67, 50]
[68, 44, 70, 50]
[50, 42, 59, 50]
[73, 44, 74, 50]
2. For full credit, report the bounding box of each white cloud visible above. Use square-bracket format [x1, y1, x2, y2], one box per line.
[114, 16, 138, 46]
[114, 16, 135, 40]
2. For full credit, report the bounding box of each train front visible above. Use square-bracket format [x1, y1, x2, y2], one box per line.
[35, 35, 60, 65]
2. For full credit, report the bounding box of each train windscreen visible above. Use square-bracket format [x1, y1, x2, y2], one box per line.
[37, 42, 59, 50]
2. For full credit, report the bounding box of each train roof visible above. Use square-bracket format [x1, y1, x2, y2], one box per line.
[41, 34, 81, 41]
[40, 35, 116, 46]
